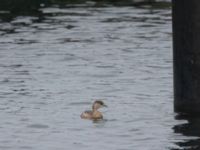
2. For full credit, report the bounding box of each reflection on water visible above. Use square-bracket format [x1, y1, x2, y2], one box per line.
[0, 1, 193, 150]
[173, 114, 200, 150]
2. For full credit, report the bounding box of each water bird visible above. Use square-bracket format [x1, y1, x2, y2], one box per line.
[81, 100, 107, 120]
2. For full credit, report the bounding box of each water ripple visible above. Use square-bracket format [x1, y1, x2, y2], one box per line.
[0, 3, 178, 150]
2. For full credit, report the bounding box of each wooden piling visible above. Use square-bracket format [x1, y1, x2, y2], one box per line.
[173, 0, 200, 114]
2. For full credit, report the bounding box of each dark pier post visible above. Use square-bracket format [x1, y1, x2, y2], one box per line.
[173, 0, 200, 114]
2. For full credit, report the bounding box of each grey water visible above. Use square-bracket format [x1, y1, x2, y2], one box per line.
[0, 3, 199, 150]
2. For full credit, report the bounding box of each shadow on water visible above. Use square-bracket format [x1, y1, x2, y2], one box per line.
[0, 0, 171, 36]
[172, 114, 200, 150]
[0, 0, 171, 21]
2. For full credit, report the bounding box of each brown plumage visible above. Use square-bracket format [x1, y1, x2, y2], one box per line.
[81, 100, 107, 120]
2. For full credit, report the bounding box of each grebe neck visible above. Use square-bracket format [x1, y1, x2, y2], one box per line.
[92, 108, 98, 112]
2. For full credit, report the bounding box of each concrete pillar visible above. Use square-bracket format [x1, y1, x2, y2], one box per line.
[173, 0, 200, 114]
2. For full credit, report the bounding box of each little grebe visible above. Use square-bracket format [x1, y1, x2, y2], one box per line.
[81, 100, 107, 120]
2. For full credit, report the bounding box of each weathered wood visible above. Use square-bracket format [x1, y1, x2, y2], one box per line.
[173, 0, 200, 114]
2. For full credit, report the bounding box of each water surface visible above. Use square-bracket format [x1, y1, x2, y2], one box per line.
[0, 4, 197, 150]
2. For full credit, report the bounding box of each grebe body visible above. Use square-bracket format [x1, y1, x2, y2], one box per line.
[81, 100, 107, 120]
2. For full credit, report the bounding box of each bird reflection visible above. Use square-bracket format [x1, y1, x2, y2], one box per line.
[172, 114, 200, 150]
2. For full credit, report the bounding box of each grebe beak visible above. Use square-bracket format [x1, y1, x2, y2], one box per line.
[103, 104, 107, 107]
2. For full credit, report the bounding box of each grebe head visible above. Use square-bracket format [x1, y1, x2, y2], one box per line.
[92, 100, 107, 110]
